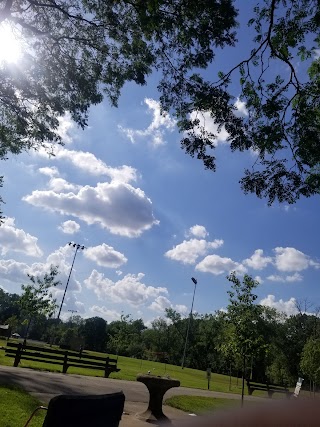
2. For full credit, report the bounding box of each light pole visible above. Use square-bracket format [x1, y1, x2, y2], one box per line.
[57, 242, 85, 321]
[181, 277, 197, 369]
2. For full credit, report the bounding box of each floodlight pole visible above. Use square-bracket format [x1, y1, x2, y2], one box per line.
[57, 243, 85, 321]
[181, 277, 197, 369]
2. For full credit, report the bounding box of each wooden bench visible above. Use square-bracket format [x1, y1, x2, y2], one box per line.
[246, 379, 292, 399]
[5, 342, 120, 378]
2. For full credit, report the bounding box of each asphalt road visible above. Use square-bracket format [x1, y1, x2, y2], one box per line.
[0, 365, 264, 404]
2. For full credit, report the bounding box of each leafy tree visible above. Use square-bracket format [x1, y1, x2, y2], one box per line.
[0, 288, 20, 322]
[0, 0, 236, 158]
[226, 272, 265, 403]
[81, 316, 107, 352]
[300, 338, 320, 390]
[19, 265, 60, 343]
[0, 1, 318, 208]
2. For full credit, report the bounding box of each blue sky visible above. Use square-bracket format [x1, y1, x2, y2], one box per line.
[0, 1, 319, 324]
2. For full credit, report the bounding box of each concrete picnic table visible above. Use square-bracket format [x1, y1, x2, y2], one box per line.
[136, 374, 180, 423]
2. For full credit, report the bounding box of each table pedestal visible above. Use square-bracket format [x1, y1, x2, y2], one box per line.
[136, 374, 180, 423]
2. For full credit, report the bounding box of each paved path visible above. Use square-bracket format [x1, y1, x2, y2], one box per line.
[0, 365, 265, 426]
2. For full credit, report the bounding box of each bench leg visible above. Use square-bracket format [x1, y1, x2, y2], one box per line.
[63, 353, 68, 374]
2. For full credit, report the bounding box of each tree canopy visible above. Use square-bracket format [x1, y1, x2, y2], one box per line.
[0, 0, 319, 207]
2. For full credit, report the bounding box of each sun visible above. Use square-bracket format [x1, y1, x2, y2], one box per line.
[0, 23, 22, 64]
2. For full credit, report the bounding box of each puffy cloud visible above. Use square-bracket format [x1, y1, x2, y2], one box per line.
[84, 270, 168, 307]
[148, 296, 188, 314]
[313, 49, 320, 59]
[234, 98, 248, 117]
[165, 238, 223, 265]
[260, 295, 298, 316]
[51, 148, 138, 184]
[0, 259, 30, 284]
[189, 111, 229, 146]
[35, 145, 137, 184]
[188, 225, 208, 239]
[57, 113, 75, 144]
[48, 177, 81, 193]
[196, 254, 247, 275]
[89, 305, 121, 321]
[39, 166, 59, 177]
[58, 220, 80, 234]
[243, 249, 272, 270]
[23, 180, 159, 238]
[267, 273, 303, 283]
[0, 217, 42, 257]
[118, 98, 176, 146]
[254, 275, 264, 284]
[84, 243, 127, 268]
[274, 247, 314, 272]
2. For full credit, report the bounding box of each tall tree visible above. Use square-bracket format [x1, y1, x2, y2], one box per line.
[226, 272, 264, 404]
[19, 265, 60, 343]
[0, 1, 318, 208]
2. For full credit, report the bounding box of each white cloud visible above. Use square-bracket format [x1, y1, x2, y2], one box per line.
[48, 177, 81, 193]
[165, 238, 224, 265]
[84, 243, 127, 268]
[57, 113, 75, 143]
[254, 275, 264, 284]
[260, 294, 298, 316]
[89, 305, 121, 322]
[84, 270, 168, 307]
[274, 247, 314, 272]
[58, 220, 80, 234]
[0, 217, 43, 257]
[39, 166, 59, 178]
[243, 249, 272, 270]
[313, 49, 320, 59]
[148, 296, 188, 314]
[23, 180, 159, 238]
[267, 273, 303, 283]
[234, 98, 248, 117]
[189, 111, 229, 146]
[35, 146, 137, 184]
[188, 225, 208, 239]
[118, 98, 176, 147]
[196, 254, 247, 275]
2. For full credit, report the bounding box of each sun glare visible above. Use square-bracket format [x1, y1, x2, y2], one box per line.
[0, 23, 22, 64]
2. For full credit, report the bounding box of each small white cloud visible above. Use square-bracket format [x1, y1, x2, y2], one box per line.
[260, 294, 298, 316]
[196, 254, 247, 275]
[313, 49, 320, 59]
[118, 98, 176, 147]
[39, 166, 59, 178]
[234, 98, 248, 117]
[243, 249, 272, 270]
[35, 146, 137, 184]
[0, 217, 43, 257]
[148, 296, 188, 314]
[84, 244, 127, 269]
[58, 220, 80, 234]
[89, 305, 121, 321]
[165, 238, 223, 265]
[116, 270, 123, 276]
[188, 225, 208, 239]
[188, 111, 229, 146]
[84, 270, 168, 307]
[254, 275, 264, 284]
[267, 273, 303, 283]
[274, 247, 313, 272]
[57, 113, 75, 144]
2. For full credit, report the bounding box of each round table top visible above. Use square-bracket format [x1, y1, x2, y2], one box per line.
[137, 374, 180, 388]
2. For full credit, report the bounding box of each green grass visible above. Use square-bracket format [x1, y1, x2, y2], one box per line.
[0, 338, 269, 397]
[165, 395, 251, 415]
[0, 384, 46, 427]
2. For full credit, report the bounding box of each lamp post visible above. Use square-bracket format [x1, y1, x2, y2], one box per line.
[181, 277, 197, 369]
[57, 242, 85, 321]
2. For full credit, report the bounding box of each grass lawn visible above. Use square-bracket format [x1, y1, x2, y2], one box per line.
[0, 384, 46, 427]
[0, 338, 268, 398]
[165, 395, 256, 415]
